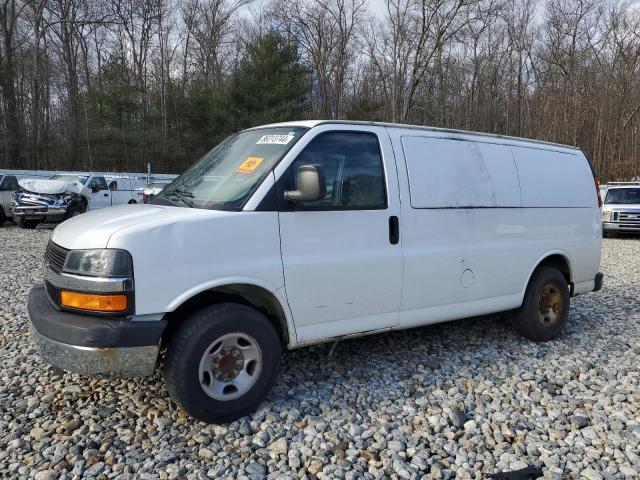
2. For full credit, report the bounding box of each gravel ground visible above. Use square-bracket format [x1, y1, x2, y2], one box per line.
[0, 224, 638, 480]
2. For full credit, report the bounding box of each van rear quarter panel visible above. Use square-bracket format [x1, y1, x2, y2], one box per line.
[389, 128, 601, 328]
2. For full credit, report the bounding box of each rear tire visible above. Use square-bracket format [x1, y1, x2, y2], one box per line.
[0, 208, 5, 227]
[512, 267, 570, 342]
[163, 303, 281, 423]
[16, 218, 38, 229]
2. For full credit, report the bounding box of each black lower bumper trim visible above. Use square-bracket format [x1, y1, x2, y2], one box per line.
[28, 285, 167, 348]
[593, 272, 604, 292]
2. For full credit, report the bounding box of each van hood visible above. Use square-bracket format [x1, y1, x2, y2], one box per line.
[19, 178, 89, 197]
[604, 203, 640, 210]
[51, 204, 231, 249]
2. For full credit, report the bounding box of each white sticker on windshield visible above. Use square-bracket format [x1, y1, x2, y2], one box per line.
[256, 134, 294, 145]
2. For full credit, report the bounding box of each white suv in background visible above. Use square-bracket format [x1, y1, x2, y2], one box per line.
[601, 185, 640, 236]
[0, 174, 19, 226]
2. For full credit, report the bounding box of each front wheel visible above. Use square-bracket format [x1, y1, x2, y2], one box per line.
[163, 303, 281, 423]
[16, 218, 38, 229]
[64, 203, 83, 220]
[512, 267, 570, 341]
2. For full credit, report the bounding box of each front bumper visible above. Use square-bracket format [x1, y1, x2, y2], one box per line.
[12, 205, 67, 221]
[28, 285, 167, 377]
[603, 222, 640, 233]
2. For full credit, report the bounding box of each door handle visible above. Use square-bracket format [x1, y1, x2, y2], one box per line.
[103, 193, 109, 197]
[389, 216, 399, 245]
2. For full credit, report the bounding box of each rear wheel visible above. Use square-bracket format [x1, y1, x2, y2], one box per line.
[0, 208, 5, 227]
[16, 218, 38, 229]
[512, 267, 570, 341]
[163, 303, 281, 423]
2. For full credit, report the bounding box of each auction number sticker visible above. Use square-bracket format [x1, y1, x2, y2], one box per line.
[236, 156, 264, 174]
[256, 134, 294, 145]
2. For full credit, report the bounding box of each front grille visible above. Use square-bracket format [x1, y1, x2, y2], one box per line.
[617, 211, 640, 224]
[45, 240, 69, 272]
[45, 280, 60, 305]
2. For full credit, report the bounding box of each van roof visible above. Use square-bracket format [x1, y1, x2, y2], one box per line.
[254, 120, 581, 153]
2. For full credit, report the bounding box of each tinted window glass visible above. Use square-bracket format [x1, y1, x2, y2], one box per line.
[88, 176, 108, 191]
[290, 132, 386, 209]
[605, 188, 640, 204]
[1, 176, 19, 191]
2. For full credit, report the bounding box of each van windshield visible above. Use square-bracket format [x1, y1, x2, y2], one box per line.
[605, 188, 640, 205]
[154, 127, 307, 210]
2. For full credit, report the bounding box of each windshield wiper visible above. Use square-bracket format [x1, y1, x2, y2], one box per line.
[170, 188, 195, 208]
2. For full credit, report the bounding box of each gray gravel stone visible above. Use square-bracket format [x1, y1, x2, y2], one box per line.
[0, 227, 638, 479]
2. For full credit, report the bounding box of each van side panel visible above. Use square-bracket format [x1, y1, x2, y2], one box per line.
[390, 128, 601, 329]
[512, 146, 594, 208]
[402, 136, 521, 208]
[511, 146, 601, 286]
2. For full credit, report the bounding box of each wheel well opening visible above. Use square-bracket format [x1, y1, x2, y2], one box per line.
[536, 254, 571, 285]
[162, 284, 289, 348]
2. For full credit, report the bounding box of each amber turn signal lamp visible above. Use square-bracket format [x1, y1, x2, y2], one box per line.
[60, 291, 128, 312]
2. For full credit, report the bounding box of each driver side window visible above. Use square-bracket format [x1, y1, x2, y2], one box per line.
[1, 176, 19, 191]
[88, 177, 108, 191]
[289, 132, 387, 210]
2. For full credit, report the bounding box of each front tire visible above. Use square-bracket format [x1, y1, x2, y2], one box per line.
[16, 218, 38, 229]
[64, 202, 84, 220]
[512, 267, 570, 341]
[164, 303, 281, 423]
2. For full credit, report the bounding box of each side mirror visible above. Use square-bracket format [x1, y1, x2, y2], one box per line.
[91, 185, 100, 193]
[284, 165, 326, 202]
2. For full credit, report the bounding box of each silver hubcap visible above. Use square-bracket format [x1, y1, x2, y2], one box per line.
[198, 333, 262, 401]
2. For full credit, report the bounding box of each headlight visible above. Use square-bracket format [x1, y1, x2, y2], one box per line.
[63, 249, 133, 277]
[602, 210, 611, 222]
[55, 195, 73, 205]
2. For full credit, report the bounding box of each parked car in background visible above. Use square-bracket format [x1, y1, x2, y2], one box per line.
[106, 176, 146, 204]
[0, 174, 19, 226]
[142, 181, 171, 203]
[601, 184, 640, 235]
[11, 173, 140, 229]
[27, 121, 603, 423]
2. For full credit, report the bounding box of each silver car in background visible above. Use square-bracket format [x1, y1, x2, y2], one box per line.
[602, 184, 640, 235]
[141, 181, 171, 203]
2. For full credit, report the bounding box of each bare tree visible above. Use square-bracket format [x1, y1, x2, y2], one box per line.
[2, 0, 640, 180]
[0, 0, 27, 164]
[181, 0, 251, 87]
[272, 0, 366, 118]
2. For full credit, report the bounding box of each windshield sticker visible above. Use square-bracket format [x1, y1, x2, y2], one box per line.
[236, 156, 264, 174]
[256, 134, 294, 145]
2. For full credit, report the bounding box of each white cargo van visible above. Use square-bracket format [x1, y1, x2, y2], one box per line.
[28, 121, 603, 422]
[601, 184, 640, 235]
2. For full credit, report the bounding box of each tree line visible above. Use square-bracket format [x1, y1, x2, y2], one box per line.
[1, 0, 639, 180]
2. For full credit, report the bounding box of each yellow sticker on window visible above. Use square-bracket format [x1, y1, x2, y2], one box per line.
[236, 156, 264, 174]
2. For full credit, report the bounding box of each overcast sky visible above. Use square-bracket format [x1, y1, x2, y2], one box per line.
[245, 0, 640, 23]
